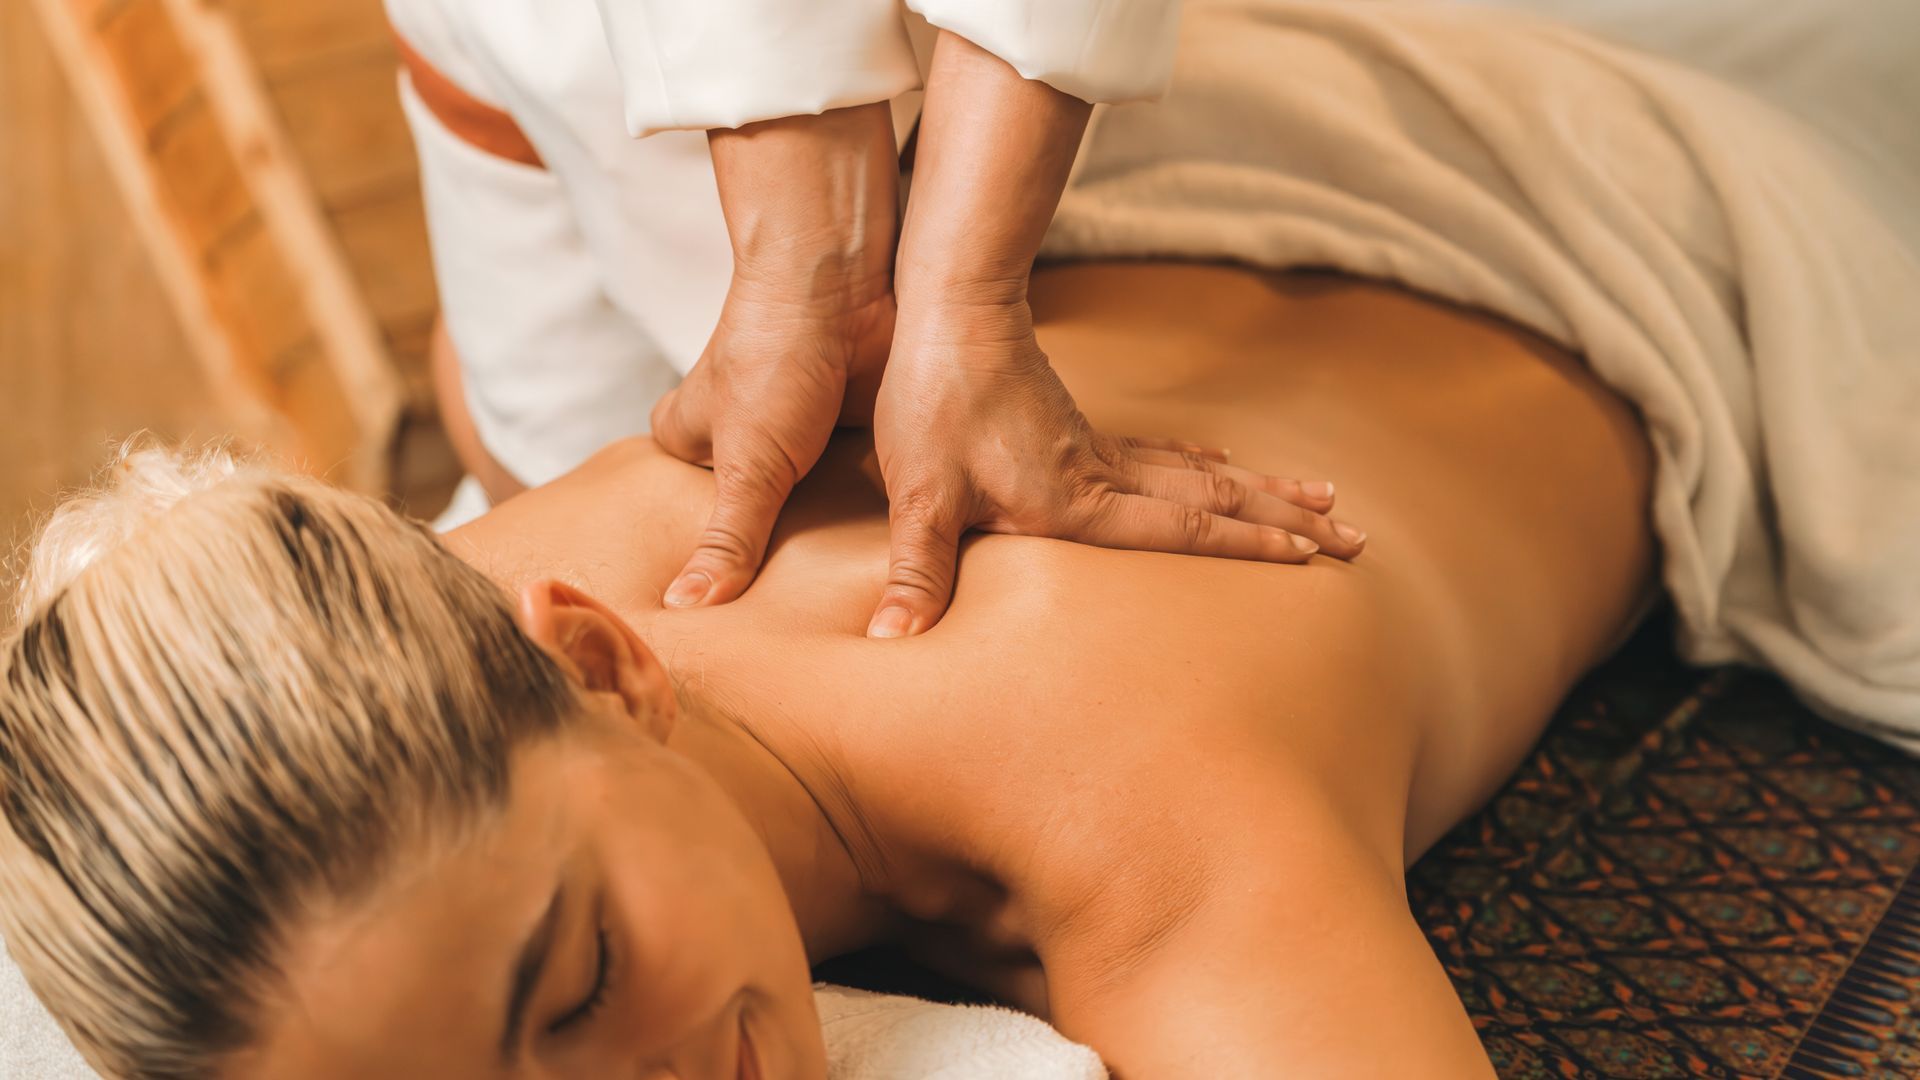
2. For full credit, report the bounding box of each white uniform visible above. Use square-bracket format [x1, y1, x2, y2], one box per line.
[385, 0, 1180, 491]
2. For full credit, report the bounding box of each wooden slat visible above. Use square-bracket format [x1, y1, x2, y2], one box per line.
[271, 54, 421, 209]
[1, 0, 224, 620]
[203, 221, 318, 372]
[94, 0, 195, 133]
[333, 194, 438, 329]
[383, 310, 440, 414]
[224, 0, 391, 80]
[27, 0, 460, 502]
[147, 99, 253, 250]
[158, 0, 403, 493]
[27, 0, 289, 459]
[273, 340, 363, 483]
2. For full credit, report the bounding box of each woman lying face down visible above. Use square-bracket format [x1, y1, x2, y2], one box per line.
[0, 455, 839, 1079]
[1, 264, 1657, 1078]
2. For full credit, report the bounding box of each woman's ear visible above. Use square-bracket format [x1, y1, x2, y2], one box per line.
[516, 579, 677, 740]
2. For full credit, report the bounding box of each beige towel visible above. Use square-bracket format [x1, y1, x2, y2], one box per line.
[1048, 0, 1920, 749]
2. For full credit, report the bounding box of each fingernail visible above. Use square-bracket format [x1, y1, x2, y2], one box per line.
[1303, 480, 1335, 500]
[867, 605, 914, 639]
[1291, 534, 1319, 555]
[664, 572, 713, 608]
[1334, 522, 1366, 546]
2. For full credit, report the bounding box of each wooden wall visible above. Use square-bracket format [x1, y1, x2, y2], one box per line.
[1, 0, 455, 617]
[1, 0, 222, 615]
[223, 0, 455, 506]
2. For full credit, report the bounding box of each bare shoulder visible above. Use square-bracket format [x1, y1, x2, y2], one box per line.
[1041, 793, 1494, 1079]
[440, 436, 710, 601]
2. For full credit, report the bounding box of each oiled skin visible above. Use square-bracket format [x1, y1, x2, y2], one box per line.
[447, 261, 1655, 1077]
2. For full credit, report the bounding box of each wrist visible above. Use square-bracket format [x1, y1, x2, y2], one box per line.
[888, 290, 1042, 377]
[894, 255, 1029, 311]
[894, 260, 1031, 332]
[894, 227, 1031, 313]
[730, 247, 894, 318]
[710, 101, 900, 313]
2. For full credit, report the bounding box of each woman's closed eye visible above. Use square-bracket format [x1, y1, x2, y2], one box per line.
[549, 924, 615, 1034]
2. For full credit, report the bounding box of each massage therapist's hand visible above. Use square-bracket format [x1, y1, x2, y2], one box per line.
[865, 299, 1367, 638]
[863, 30, 1364, 638]
[650, 281, 893, 607]
[652, 102, 899, 609]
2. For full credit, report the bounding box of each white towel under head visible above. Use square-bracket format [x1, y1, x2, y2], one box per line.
[815, 984, 1107, 1079]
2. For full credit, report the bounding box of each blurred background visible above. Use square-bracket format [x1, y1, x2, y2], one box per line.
[1, 0, 459, 614]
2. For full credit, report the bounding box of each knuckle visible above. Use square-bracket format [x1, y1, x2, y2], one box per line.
[1061, 487, 1119, 536]
[1179, 450, 1215, 473]
[1206, 473, 1245, 516]
[885, 558, 950, 601]
[693, 521, 760, 565]
[1089, 437, 1131, 473]
[1176, 505, 1214, 548]
[890, 480, 963, 531]
[714, 448, 797, 500]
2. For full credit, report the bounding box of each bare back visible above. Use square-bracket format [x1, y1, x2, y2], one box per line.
[447, 262, 1655, 1075]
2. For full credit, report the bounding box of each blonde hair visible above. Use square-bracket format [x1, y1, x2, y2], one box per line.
[0, 444, 581, 1079]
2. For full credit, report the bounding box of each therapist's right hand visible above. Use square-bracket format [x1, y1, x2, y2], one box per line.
[650, 281, 892, 608]
[649, 101, 901, 609]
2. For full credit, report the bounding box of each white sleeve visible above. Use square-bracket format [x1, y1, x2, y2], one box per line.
[906, 0, 1183, 103]
[593, 0, 923, 135]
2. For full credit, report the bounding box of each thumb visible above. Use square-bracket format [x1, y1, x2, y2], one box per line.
[868, 489, 967, 639]
[664, 448, 797, 609]
[650, 384, 712, 467]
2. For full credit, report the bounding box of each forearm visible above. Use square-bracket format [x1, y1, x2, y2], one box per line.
[895, 30, 1093, 309]
[706, 102, 901, 311]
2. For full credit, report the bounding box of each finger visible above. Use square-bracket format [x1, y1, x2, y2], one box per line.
[869, 487, 968, 639]
[663, 447, 799, 609]
[649, 385, 713, 467]
[1121, 435, 1231, 463]
[1127, 464, 1366, 559]
[1079, 491, 1322, 564]
[1127, 447, 1336, 511]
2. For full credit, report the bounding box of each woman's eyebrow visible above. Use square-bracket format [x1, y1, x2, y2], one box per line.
[499, 885, 566, 1060]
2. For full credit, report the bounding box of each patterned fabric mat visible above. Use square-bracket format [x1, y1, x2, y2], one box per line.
[1412, 610, 1920, 1079]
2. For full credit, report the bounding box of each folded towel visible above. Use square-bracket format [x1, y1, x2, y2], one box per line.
[4, 933, 1103, 1078]
[816, 984, 1106, 1080]
[1048, 0, 1920, 749]
[1, 936, 92, 1079]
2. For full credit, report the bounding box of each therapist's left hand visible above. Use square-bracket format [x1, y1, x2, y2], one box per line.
[652, 101, 899, 610]
[866, 298, 1369, 639]
[650, 279, 894, 609]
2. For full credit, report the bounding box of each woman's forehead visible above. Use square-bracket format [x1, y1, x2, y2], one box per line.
[247, 744, 579, 1076]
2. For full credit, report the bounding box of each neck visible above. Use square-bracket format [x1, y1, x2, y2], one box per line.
[663, 695, 895, 961]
